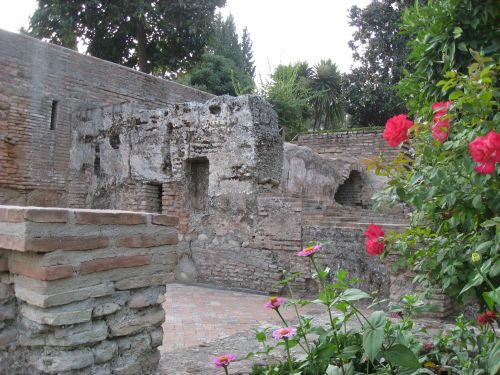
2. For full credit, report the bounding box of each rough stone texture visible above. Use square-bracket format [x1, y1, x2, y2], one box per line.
[282, 142, 364, 206]
[0, 207, 177, 374]
[0, 29, 213, 207]
[69, 95, 283, 212]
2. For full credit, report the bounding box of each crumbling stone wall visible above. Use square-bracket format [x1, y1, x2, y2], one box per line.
[296, 129, 401, 161]
[0, 206, 179, 374]
[0, 29, 213, 207]
[67, 95, 399, 296]
[69, 96, 283, 212]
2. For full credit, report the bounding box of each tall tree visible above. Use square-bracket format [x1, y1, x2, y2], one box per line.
[309, 59, 344, 130]
[399, 0, 499, 113]
[344, 0, 411, 127]
[177, 13, 255, 96]
[241, 27, 256, 78]
[27, 0, 226, 75]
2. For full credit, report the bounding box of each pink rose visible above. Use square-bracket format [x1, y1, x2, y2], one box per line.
[383, 114, 414, 147]
[431, 101, 452, 142]
[469, 131, 500, 174]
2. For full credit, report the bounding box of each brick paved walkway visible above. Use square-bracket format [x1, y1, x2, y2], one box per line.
[160, 284, 322, 352]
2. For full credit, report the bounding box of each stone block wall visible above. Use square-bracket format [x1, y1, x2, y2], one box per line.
[69, 95, 283, 213]
[295, 131, 405, 210]
[0, 29, 213, 207]
[296, 129, 401, 162]
[0, 206, 179, 374]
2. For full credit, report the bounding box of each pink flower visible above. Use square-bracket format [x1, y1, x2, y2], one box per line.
[364, 224, 385, 256]
[272, 327, 297, 339]
[212, 353, 236, 368]
[264, 296, 285, 309]
[431, 101, 452, 142]
[469, 131, 500, 174]
[365, 238, 384, 256]
[477, 311, 497, 326]
[423, 341, 434, 352]
[363, 224, 385, 241]
[432, 101, 452, 117]
[383, 114, 414, 147]
[297, 243, 321, 257]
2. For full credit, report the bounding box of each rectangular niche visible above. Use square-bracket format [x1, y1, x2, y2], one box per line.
[186, 158, 209, 211]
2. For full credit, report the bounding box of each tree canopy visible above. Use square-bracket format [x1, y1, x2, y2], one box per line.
[176, 13, 255, 96]
[343, 0, 411, 127]
[27, 0, 226, 75]
[398, 0, 499, 113]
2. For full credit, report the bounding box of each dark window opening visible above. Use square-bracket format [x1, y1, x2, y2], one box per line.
[142, 183, 163, 213]
[50, 100, 58, 130]
[334, 170, 364, 207]
[186, 158, 209, 211]
[157, 184, 163, 213]
[94, 144, 101, 175]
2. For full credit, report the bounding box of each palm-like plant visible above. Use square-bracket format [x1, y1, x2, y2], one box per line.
[309, 59, 345, 130]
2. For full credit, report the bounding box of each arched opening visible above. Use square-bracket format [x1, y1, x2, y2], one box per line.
[334, 170, 364, 207]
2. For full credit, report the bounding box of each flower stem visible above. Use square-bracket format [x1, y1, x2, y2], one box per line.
[475, 265, 496, 292]
[275, 308, 288, 327]
[284, 338, 294, 373]
[223, 366, 229, 375]
[309, 255, 345, 375]
[285, 281, 312, 355]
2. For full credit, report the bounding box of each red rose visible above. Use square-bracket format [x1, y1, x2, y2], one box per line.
[431, 101, 452, 142]
[365, 239, 384, 256]
[363, 224, 385, 240]
[477, 311, 497, 325]
[432, 101, 452, 118]
[486, 131, 500, 162]
[469, 130, 500, 174]
[383, 114, 414, 147]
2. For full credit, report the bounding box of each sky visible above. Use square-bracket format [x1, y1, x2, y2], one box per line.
[0, 0, 371, 79]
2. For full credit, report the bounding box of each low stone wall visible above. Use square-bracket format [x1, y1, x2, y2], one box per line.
[0, 206, 178, 374]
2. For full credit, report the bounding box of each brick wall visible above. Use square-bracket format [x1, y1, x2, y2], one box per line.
[296, 129, 402, 161]
[0, 29, 213, 207]
[0, 205, 179, 374]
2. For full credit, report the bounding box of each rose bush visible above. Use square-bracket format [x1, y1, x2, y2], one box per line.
[368, 55, 499, 309]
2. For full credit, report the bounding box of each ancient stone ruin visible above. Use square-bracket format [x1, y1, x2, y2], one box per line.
[0, 29, 411, 374]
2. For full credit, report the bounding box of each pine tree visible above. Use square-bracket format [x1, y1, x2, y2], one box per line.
[241, 27, 256, 78]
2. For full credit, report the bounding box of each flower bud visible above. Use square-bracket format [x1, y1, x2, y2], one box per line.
[471, 252, 481, 264]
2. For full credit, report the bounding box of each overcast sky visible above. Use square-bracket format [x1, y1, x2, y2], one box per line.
[0, 0, 371, 79]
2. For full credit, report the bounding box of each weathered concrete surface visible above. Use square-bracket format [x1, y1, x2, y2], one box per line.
[282, 142, 363, 206]
[69, 95, 283, 212]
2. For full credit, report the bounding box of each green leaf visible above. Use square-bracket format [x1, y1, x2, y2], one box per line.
[449, 90, 464, 100]
[460, 273, 483, 295]
[453, 27, 462, 39]
[255, 331, 266, 343]
[362, 311, 386, 362]
[483, 288, 500, 310]
[341, 288, 372, 302]
[384, 344, 421, 369]
[340, 345, 361, 360]
[490, 261, 500, 278]
[325, 364, 342, 375]
[488, 341, 500, 375]
[481, 217, 500, 227]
